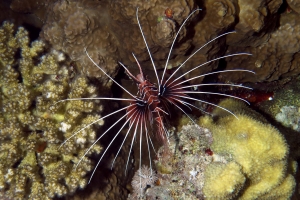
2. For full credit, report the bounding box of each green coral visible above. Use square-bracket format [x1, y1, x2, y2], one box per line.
[0, 22, 104, 199]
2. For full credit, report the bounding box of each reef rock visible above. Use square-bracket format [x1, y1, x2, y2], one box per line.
[7, 0, 300, 85]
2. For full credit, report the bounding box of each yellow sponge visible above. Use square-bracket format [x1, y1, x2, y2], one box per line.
[201, 99, 296, 199]
[203, 161, 245, 200]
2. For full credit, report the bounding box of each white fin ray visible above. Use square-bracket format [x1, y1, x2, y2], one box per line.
[161, 9, 202, 89]
[59, 105, 130, 148]
[167, 53, 253, 88]
[88, 108, 139, 183]
[173, 94, 239, 119]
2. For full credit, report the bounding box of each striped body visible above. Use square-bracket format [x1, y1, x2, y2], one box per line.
[126, 74, 168, 143]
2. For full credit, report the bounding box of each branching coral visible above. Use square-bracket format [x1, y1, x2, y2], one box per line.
[0, 22, 104, 199]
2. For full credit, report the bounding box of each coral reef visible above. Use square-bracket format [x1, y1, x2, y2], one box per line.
[237, 0, 281, 33]
[259, 76, 300, 132]
[224, 10, 300, 83]
[287, 0, 300, 14]
[0, 22, 104, 199]
[39, 0, 200, 82]
[258, 77, 300, 167]
[4, 0, 300, 197]
[0, 0, 44, 31]
[128, 120, 214, 199]
[128, 99, 298, 199]
[5, 0, 300, 85]
[275, 106, 300, 132]
[10, 0, 51, 14]
[200, 99, 296, 199]
[38, 0, 244, 83]
[40, 0, 119, 83]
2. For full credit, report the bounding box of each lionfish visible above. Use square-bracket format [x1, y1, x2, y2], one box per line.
[57, 7, 253, 193]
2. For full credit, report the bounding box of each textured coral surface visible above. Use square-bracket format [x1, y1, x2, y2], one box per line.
[201, 99, 296, 199]
[127, 99, 298, 199]
[0, 22, 104, 199]
[128, 120, 214, 199]
[224, 11, 300, 83]
[4, 0, 300, 86]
